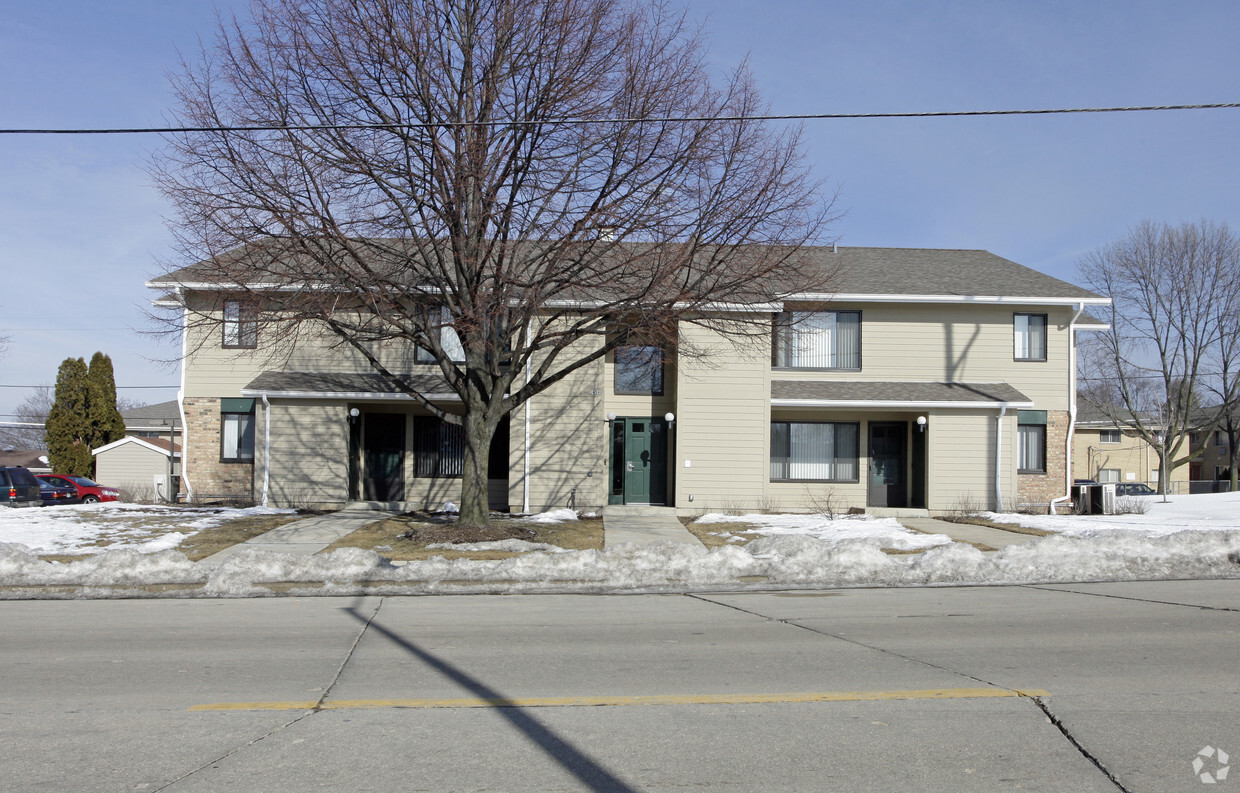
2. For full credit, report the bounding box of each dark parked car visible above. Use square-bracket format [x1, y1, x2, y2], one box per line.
[2, 465, 44, 508]
[1116, 482, 1157, 496]
[38, 478, 83, 506]
[36, 474, 120, 504]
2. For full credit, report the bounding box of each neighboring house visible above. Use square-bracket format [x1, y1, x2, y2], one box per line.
[148, 246, 1108, 515]
[91, 401, 183, 501]
[0, 449, 51, 474]
[1187, 412, 1237, 493]
[1072, 404, 1190, 493]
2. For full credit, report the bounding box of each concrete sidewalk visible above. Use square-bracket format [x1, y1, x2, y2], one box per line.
[602, 506, 704, 548]
[899, 517, 1040, 550]
[201, 506, 402, 563]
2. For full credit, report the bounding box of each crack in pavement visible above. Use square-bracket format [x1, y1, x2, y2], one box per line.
[151, 597, 384, 792]
[685, 591, 1132, 792]
[1024, 583, 1240, 612]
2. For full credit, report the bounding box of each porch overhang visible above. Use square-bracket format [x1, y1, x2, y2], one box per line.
[240, 371, 461, 402]
[770, 380, 1034, 410]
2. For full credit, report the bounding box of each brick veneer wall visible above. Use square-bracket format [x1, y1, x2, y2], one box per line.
[182, 397, 254, 500]
[1017, 409, 1070, 512]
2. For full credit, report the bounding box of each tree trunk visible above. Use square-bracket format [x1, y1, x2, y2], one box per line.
[458, 407, 499, 528]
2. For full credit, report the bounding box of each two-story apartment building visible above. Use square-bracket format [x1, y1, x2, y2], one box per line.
[149, 246, 1108, 515]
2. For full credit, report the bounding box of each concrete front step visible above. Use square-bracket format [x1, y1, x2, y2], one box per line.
[602, 505, 677, 517]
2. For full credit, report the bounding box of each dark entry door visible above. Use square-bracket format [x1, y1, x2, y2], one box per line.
[868, 422, 907, 508]
[363, 413, 405, 501]
[610, 417, 668, 505]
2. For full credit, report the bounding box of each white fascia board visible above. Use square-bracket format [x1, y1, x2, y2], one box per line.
[1074, 321, 1111, 331]
[770, 398, 1036, 410]
[91, 436, 175, 457]
[790, 293, 1111, 307]
[240, 389, 462, 402]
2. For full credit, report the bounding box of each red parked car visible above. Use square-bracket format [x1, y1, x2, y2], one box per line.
[35, 474, 120, 504]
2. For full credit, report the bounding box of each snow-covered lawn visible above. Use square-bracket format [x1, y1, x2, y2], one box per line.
[0, 502, 294, 556]
[982, 491, 1240, 537]
[0, 495, 1238, 597]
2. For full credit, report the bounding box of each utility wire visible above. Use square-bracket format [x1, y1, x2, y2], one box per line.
[1, 102, 1238, 135]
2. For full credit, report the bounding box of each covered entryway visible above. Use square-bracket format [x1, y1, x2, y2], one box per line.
[361, 413, 405, 501]
[608, 417, 669, 505]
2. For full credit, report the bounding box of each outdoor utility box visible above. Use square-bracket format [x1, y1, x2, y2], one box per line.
[1074, 482, 1117, 515]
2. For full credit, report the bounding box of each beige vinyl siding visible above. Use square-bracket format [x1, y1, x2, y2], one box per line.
[95, 443, 177, 500]
[258, 399, 349, 507]
[767, 409, 869, 511]
[925, 410, 1014, 512]
[674, 323, 770, 512]
[511, 332, 607, 513]
[773, 303, 1075, 410]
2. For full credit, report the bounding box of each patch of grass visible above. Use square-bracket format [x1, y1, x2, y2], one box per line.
[323, 512, 604, 561]
[679, 516, 760, 548]
[178, 514, 308, 560]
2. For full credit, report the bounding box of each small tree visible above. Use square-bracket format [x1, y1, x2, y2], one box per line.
[46, 358, 93, 476]
[1078, 220, 1240, 493]
[85, 352, 127, 453]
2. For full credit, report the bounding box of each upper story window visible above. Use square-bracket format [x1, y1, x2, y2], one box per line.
[415, 307, 465, 364]
[222, 300, 257, 349]
[614, 345, 664, 395]
[1014, 313, 1047, 361]
[773, 311, 861, 370]
[1215, 430, 1230, 448]
[1099, 429, 1122, 444]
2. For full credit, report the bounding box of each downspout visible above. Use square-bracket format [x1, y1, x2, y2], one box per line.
[522, 320, 532, 514]
[1050, 302, 1087, 514]
[176, 287, 195, 504]
[995, 405, 1007, 512]
[260, 395, 271, 508]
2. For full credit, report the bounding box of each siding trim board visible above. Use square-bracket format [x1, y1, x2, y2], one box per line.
[772, 399, 1034, 409]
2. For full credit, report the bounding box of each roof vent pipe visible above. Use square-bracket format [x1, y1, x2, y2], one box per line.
[832, 243, 837, 253]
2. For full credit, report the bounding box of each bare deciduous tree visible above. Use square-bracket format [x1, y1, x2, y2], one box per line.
[0, 386, 52, 449]
[1078, 220, 1240, 493]
[152, 0, 835, 525]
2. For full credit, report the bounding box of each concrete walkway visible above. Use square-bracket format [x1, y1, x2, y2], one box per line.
[602, 506, 704, 548]
[201, 506, 403, 563]
[899, 517, 1040, 550]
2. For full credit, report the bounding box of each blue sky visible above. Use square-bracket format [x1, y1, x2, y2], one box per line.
[1, 0, 1237, 420]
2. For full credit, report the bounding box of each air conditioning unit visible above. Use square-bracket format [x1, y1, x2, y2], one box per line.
[1099, 483, 1117, 515]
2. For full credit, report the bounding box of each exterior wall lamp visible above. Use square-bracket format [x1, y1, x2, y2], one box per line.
[917, 415, 927, 433]
[349, 407, 360, 424]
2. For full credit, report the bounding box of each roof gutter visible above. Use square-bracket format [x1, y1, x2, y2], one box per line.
[1050, 302, 1089, 514]
[771, 399, 1034, 410]
[177, 288, 194, 504]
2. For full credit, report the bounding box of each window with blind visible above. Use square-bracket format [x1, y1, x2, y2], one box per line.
[414, 416, 465, 478]
[773, 311, 861, 369]
[1018, 410, 1047, 473]
[1014, 313, 1047, 361]
[770, 421, 860, 482]
[415, 307, 466, 363]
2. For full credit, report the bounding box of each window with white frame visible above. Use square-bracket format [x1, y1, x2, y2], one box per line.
[415, 307, 465, 363]
[222, 300, 258, 349]
[773, 311, 861, 369]
[1017, 410, 1047, 473]
[1099, 428, 1122, 444]
[1014, 313, 1047, 361]
[770, 421, 860, 482]
[1097, 468, 1121, 483]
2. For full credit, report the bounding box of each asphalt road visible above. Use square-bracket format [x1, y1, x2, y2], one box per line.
[2, 581, 1237, 792]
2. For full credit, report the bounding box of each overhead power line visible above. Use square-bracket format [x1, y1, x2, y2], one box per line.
[0, 102, 1237, 135]
[0, 384, 177, 389]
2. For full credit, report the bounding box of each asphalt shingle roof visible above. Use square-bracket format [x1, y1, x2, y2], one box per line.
[771, 380, 1032, 405]
[241, 371, 454, 396]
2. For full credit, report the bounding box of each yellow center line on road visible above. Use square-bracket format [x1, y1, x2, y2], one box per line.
[188, 687, 1050, 712]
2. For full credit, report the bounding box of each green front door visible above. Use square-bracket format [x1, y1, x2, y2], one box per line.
[609, 417, 668, 505]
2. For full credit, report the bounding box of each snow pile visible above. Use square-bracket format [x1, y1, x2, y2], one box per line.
[2, 530, 1237, 597]
[425, 539, 572, 553]
[696, 512, 952, 551]
[522, 508, 579, 524]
